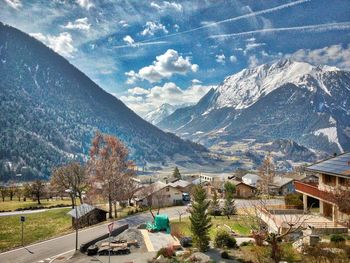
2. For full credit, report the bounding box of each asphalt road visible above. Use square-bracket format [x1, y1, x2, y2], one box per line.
[0, 198, 284, 263]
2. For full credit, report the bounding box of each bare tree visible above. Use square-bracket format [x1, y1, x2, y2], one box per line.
[30, 180, 47, 205]
[88, 131, 131, 219]
[0, 186, 8, 202]
[241, 198, 310, 263]
[326, 180, 350, 226]
[258, 155, 276, 196]
[51, 162, 88, 208]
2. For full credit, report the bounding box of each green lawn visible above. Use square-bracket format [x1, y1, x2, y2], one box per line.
[170, 215, 255, 239]
[0, 208, 72, 251]
[0, 198, 73, 211]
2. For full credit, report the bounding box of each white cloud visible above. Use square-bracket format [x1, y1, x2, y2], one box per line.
[76, 0, 94, 10]
[288, 44, 350, 70]
[120, 82, 212, 116]
[4, 0, 22, 9]
[192, 79, 202, 84]
[229, 55, 237, 63]
[141, 21, 168, 36]
[150, 1, 182, 12]
[63, 17, 91, 31]
[119, 20, 129, 28]
[123, 35, 135, 46]
[216, 54, 226, 64]
[174, 24, 180, 32]
[126, 49, 199, 83]
[30, 32, 76, 58]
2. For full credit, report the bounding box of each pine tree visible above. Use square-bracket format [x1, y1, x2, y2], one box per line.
[223, 182, 236, 219]
[173, 166, 181, 179]
[209, 190, 221, 217]
[190, 185, 212, 252]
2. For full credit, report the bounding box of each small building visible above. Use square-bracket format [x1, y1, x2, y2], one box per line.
[230, 179, 256, 198]
[168, 179, 192, 193]
[242, 173, 261, 187]
[134, 181, 184, 207]
[67, 204, 107, 229]
[268, 176, 295, 195]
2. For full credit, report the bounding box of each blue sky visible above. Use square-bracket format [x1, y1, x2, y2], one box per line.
[1, 0, 350, 116]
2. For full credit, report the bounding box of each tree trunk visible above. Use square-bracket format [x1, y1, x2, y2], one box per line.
[114, 202, 117, 218]
[37, 193, 41, 204]
[10, 193, 13, 201]
[270, 239, 281, 263]
[108, 195, 113, 219]
[70, 195, 75, 208]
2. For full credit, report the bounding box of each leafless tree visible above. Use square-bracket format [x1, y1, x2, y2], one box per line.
[258, 155, 276, 196]
[51, 162, 88, 208]
[88, 131, 132, 219]
[30, 180, 47, 205]
[241, 198, 311, 263]
[0, 186, 8, 202]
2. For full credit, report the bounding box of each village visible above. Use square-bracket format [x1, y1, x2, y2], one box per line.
[1, 132, 350, 263]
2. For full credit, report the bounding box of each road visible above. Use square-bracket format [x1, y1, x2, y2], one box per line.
[0, 206, 187, 263]
[0, 198, 284, 263]
[0, 207, 69, 217]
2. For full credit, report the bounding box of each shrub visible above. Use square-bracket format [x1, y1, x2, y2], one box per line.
[221, 250, 230, 259]
[330, 234, 346, 244]
[240, 241, 253, 247]
[214, 230, 237, 249]
[284, 193, 303, 209]
[156, 245, 175, 258]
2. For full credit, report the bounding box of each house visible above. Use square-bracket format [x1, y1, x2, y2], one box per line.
[134, 181, 184, 207]
[295, 152, 350, 224]
[67, 204, 107, 228]
[268, 176, 295, 195]
[168, 179, 192, 193]
[242, 173, 261, 187]
[230, 179, 256, 198]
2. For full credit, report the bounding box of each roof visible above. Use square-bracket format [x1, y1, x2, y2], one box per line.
[67, 204, 106, 219]
[270, 176, 294, 188]
[306, 152, 350, 177]
[135, 181, 179, 200]
[168, 179, 191, 188]
[242, 173, 261, 181]
[230, 179, 256, 189]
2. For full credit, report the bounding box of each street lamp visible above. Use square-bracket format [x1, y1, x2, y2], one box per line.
[65, 188, 79, 251]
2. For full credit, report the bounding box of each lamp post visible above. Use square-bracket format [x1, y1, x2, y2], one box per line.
[65, 188, 79, 250]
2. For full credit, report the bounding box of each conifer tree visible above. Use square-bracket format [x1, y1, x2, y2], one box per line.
[209, 189, 221, 217]
[173, 166, 181, 179]
[190, 185, 212, 251]
[223, 181, 236, 219]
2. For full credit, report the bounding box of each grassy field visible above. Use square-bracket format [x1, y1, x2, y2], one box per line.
[170, 215, 255, 239]
[0, 198, 73, 211]
[0, 208, 72, 251]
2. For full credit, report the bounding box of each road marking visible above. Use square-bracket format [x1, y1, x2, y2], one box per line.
[48, 249, 74, 263]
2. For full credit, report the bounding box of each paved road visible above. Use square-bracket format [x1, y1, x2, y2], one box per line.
[0, 198, 284, 263]
[0, 206, 187, 263]
[0, 207, 70, 217]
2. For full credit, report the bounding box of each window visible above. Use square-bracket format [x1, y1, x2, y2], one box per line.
[323, 174, 336, 186]
[166, 187, 170, 192]
[339, 177, 349, 186]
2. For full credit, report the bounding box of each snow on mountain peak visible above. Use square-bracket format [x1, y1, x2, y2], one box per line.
[213, 59, 335, 110]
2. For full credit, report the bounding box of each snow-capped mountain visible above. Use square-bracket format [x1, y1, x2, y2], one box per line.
[159, 59, 350, 154]
[145, 103, 178, 125]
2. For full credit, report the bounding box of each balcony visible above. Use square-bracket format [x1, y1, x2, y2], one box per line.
[295, 181, 333, 202]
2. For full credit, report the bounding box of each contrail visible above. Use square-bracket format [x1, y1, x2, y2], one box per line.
[140, 0, 311, 43]
[113, 41, 168, 49]
[209, 22, 350, 39]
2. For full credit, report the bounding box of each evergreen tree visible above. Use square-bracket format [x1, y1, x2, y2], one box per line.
[173, 166, 181, 179]
[209, 189, 221, 217]
[190, 185, 212, 252]
[223, 182, 236, 219]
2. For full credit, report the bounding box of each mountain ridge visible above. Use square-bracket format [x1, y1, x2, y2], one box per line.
[0, 22, 208, 181]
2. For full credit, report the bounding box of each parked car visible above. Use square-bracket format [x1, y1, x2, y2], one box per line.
[182, 192, 191, 201]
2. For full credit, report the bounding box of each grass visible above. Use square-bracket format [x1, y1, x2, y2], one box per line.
[0, 197, 73, 211]
[170, 215, 255, 239]
[0, 208, 72, 251]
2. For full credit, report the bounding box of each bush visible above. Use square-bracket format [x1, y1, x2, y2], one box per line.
[221, 251, 230, 259]
[330, 234, 346, 244]
[156, 245, 175, 258]
[240, 241, 253, 247]
[284, 193, 303, 209]
[214, 230, 237, 249]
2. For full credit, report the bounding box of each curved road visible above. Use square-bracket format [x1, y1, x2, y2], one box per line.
[0, 199, 283, 263]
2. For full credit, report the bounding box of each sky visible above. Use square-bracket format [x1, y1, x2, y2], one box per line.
[1, 0, 350, 116]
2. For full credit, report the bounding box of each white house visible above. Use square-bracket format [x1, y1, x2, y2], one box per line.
[242, 173, 261, 187]
[134, 181, 183, 207]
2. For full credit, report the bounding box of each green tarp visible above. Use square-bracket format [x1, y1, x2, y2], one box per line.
[146, 214, 170, 233]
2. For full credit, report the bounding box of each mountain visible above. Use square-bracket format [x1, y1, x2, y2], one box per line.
[144, 103, 178, 125]
[0, 22, 209, 181]
[159, 59, 350, 154]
